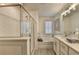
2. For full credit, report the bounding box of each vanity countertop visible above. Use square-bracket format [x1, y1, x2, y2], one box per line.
[54, 35, 79, 53]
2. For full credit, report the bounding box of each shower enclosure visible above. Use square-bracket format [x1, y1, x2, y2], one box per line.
[0, 3, 36, 55]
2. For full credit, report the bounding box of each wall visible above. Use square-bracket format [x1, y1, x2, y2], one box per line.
[70, 6, 79, 32]
[63, 15, 72, 34]
[0, 6, 20, 37]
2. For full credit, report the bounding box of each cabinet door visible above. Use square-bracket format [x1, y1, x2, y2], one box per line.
[53, 38, 60, 55]
[56, 39, 60, 55]
[69, 48, 79, 55]
[53, 39, 56, 52]
[60, 42, 68, 55]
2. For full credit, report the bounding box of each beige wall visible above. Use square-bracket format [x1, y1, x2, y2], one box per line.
[0, 6, 20, 37]
[70, 6, 79, 32]
[63, 15, 72, 34]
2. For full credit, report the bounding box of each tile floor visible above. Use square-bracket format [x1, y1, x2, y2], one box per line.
[33, 48, 55, 55]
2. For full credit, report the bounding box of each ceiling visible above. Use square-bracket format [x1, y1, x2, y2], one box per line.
[23, 3, 68, 16]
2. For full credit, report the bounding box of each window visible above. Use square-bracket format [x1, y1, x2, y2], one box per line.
[45, 21, 53, 34]
[21, 21, 31, 36]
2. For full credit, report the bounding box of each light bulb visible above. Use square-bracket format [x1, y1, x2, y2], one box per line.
[72, 7, 76, 11]
[64, 13, 67, 16]
[67, 10, 70, 14]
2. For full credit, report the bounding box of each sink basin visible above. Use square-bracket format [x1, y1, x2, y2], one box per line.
[64, 34, 79, 43]
[66, 38, 79, 43]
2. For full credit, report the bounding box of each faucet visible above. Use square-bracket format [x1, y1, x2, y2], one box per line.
[64, 32, 74, 37]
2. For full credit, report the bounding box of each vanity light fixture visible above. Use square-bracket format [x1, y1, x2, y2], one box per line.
[69, 3, 78, 11]
[64, 10, 68, 16]
[67, 10, 71, 14]
[61, 10, 67, 16]
[72, 3, 78, 8]
[64, 13, 67, 16]
[62, 4, 79, 16]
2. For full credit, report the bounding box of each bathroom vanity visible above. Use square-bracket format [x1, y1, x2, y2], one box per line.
[54, 35, 79, 55]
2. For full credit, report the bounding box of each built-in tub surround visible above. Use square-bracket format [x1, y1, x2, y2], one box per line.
[0, 37, 31, 55]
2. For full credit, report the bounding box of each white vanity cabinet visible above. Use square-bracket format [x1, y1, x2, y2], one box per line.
[60, 42, 69, 55]
[54, 36, 79, 55]
[54, 38, 60, 55]
[54, 37, 69, 55]
[69, 48, 79, 55]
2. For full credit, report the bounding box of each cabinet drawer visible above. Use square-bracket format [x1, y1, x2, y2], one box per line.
[69, 48, 79, 55]
[60, 42, 68, 51]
